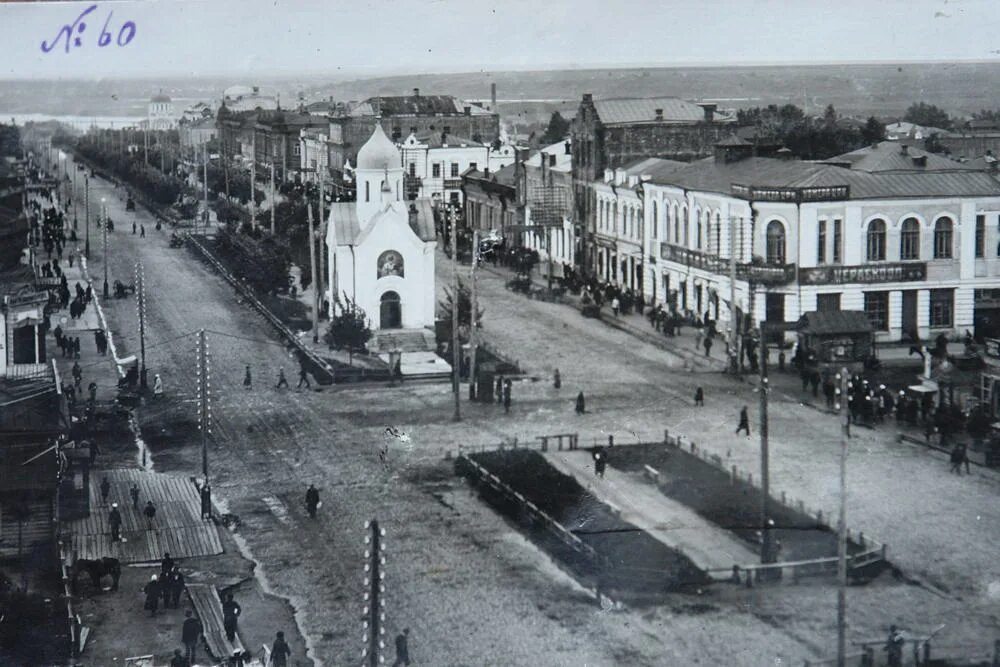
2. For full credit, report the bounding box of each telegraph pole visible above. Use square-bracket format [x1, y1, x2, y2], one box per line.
[836, 368, 850, 666]
[450, 205, 461, 421]
[101, 198, 109, 299]
[469, 230, 480, 400]
[202, 142, 209, 234]
[135, 262, 147, 389]
[307, 202, 319, 344]
[143, 124, 148, 166]
[759, 339, 772, 565]
[362, 520, 386, 667]
[250, 132, 257, 232]
[270, 160, 276, 235]
[318, 177, 326, 318]
[196, 329, 211, 482]
[729, 215, 740, 375]
[84, 175, 90, 260]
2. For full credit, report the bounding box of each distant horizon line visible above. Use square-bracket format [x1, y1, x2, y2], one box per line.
[5, 57, 1000, 83]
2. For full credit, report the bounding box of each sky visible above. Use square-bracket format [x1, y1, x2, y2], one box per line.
[2, 0, 1000, 80]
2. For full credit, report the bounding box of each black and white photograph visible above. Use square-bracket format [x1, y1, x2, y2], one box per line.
[3, 1, 1000, 664]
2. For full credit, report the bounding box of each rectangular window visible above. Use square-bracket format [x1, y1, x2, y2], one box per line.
[864, 291, 889, 331]
[469, 162, 477, 171]
[816, 293, 841, 312]
[976, 214, 985, 258]
[432, 163, 441, 178]
[832, 219, 842, 263]
[930, 289, 954, 328]
[450, 162, 459, 177]
[408, 162, 416, 177]
[443, 126, 451, 135]
[817, 219, 826, 264]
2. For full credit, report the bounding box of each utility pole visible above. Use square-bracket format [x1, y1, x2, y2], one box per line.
[143, 124, 148, 166]
[318, 177, 326, 319]
[72, 159, 77, 229]
[759, 338, 772, 566]
[203, 142, 209, 234]
[270, 160, 276, 235]
[469, 229, 480, 400]
[836, 367, 850, 667]
[729, 215, 740, 375]
[362, 519, 386, 667]
[250, 131, 257, 232]
[450, 205, 461, 422]
[307, 202, 319, 344]
[196, 329, 211, 483]
[84, 175, 90, 260]
[135, 262, 147, 389]
[101, 198, 109, 299]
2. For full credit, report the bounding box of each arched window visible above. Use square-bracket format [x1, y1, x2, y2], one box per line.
[671, 205, 679, 243]
[900, 217, 920, 260]
[695, 209, 703, 249]
[612, 202, 617, 234]
[714, 212, 722, 256]
[866, 219, 886, 261]
[650, 201, 658, 240]
[682, 206, 689, 247]
[934, 217, 953, 259]
[766, 220, 786, 264]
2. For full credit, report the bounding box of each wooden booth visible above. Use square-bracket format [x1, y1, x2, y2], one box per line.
[794, 310, 875, 375]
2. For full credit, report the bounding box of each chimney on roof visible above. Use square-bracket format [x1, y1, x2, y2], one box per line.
[654, 108, 664, 121]
[583, 93, 593, 103]
[484, 167, 490, 176]
[252, 86, 259, 94]
[912, 155, 927, 168]
[900, 144, 909, 155]
[464, 106, 471, 116]
[549, 154, 556, 167]
[699, 103, 717, 123]
[564, 141, 571, 155]
[413, 88, 420, 98]
[490, 83, 497, 108]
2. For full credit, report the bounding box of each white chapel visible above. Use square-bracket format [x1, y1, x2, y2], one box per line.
[325, 124, 438, 336]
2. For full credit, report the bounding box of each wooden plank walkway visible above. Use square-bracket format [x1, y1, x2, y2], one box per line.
[65, 469, 223, 563]
[186, 583, 245, 661]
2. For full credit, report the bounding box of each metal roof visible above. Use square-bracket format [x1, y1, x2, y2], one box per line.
[826, 141, 976, 173]
[360, 95, 495, 117]
[592, 97, 735, 125]
[796, 310, 874, 335]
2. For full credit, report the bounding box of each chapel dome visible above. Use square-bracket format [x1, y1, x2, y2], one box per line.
[357, 124, 400, 171]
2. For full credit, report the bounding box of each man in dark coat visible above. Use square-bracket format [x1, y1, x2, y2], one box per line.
[169, 649, 186, 667]
[393, 628, 410, 666]
[182, 610, 203, 665]
[593, 446, 606, 479]
[168, 566, 185, 608]
[143, 575, 161, 616]
[143, 500, 157, 526]
[109, 503, 122, 541]
[503, 379, 512, 414]
[271, 631, 292, 667]
[736, 406, 750, 436]
[201, 483, 212, 520]
[305, 484, 320, 518]
[575, 391, 585, 415]
[129, 483, 140, 509]
[694, 387, 705, 406]
[222, 593, 241, 642]
[100, 476, 111, 505]
[160, 552, 174, 579]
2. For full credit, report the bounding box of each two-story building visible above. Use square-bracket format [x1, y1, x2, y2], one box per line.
[638, 139, 1000, 342]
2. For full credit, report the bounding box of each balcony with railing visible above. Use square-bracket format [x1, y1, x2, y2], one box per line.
[659, 243, 796, 285]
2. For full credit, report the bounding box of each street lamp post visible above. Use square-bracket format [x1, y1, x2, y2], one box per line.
[101, 198, 109, 298]
[84, 175, 90, 260]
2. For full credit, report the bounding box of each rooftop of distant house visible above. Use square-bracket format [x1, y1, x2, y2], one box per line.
[582, 94, 735, 125]
[822, 141, 977, 173]
[340, 91, 496, 118]
[526, 140, 573, 172]
[403, 133, 486, 149]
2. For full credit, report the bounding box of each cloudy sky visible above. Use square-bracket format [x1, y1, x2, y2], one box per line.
[2, 0, 999, 80]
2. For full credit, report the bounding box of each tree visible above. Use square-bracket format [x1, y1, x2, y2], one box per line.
[823, 104, 838, 130]
[861, 116, 886, 144]
[540, 111, 571, 145]
[323, 295, 372, 365]
[438, 278, 484, 343]
[903, 102, 953, 130]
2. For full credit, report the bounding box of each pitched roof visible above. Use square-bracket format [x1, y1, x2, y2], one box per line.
[591, 97, 735, 125]
[415, 134, 485, 149]
[327, 199, 435, 246]
[361, 95, 495, 117]
[647, 156, 1000, 200]
[796, 310, 873, 335]
[825, 141, 976, 173]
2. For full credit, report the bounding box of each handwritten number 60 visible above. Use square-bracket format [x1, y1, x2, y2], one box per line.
[40, 4, 136, 53]
[118, 21, 136, 46]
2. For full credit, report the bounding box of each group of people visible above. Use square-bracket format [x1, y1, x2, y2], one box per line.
[493, 375, 514, 413]
[142, 553, 186, 616]
[54, 324, 82, 359]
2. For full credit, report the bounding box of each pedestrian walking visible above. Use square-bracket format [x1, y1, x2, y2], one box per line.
[153, 374, 164, 397]
[495, 376, 503, 404]
[74, 336, 81, 359]
[100, 476, 111, 505]
[129, 483, 140, 509]
[736, 405, 750, 436]
[305, 484, 320, 518]
[884, 625, 904, 667]
[695, 328, 703, 351]
[222, 593, 241, 642]
[553, 368, 561, 389]
[694, 386, 704, 406]
[611, 296, 620, 316]
[143, 500, 157, 526]
[200, 483, 212, 520]
[168, 566, 185, 608]
[160, 552, 175, 579]
[593, 446, 606, 479]
[132, 221, 136, 234]
[182, 610, 204, 665]
[271, 631, 292, 667]
[503, 379, 512, 414]
[109, 503, 122, 542]
[297, 366, 311, 390]
[275, 368, 289, 389]
[393, 628, 411, 666]
[143, 575, 161, 616]
[243, 365, 252, 390]
[169, 649, 186, 667]
[140, 224, 145, 238]
[950, 444, 964, 473]
[575, 391, 586, 415]
[703, 335, 713, 357]
[72, 361, 82, 388]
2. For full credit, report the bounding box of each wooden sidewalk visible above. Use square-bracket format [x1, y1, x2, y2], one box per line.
[65, 469, 223, 563]
[186, 583, 245, 661]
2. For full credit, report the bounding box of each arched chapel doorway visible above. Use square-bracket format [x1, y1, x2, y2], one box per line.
[380, 291, 402, 329]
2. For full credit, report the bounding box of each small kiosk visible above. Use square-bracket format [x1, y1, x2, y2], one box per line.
[794, 310, 875, 375]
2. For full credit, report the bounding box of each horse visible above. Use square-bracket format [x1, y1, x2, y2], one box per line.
[72, 557, 121, 593]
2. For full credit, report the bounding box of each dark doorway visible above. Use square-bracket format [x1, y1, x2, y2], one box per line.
[12, 324, 42, 364]
[380, 291, 402, 329]
[765, 292, 785, 324]
[901, 290, 918, 341]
